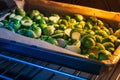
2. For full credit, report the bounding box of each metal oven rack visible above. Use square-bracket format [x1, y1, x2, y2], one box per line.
[0, 48, 120, 80]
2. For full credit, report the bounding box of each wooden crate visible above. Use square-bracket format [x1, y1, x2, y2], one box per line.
[0, 0, 120, 74]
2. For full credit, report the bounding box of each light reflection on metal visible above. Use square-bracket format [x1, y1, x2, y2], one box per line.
[0, 53, 87, 80]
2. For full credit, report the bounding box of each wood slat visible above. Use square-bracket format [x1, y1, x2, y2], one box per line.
[25, 0, 120, 22]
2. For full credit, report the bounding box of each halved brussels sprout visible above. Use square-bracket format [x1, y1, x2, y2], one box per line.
[74, 14, 84, 21]
[43, 25, 55, 35]
[21, 16, 33, 27]
[9, 19, 21, 31]
[70, 29, 81, 40]
[57, 38, 67, 48]
[84, 22, 93, 30]
[49, 14, 60, 23]
[95, 30, 108, 37]
[32, 26, 42, 38]
[81, 37, 96, 49]
[96, 43, 105, 50]
[98, 50, 112, 60]
[114, 29, 120, 39]
[14, 15, 23, 21]
[95, 35, 103, 43]
[103, 42, 115, 50]
[18, 29, 36, 38]
[89, 53, 97, 60]
[30, 10, 40, 19]
[64, 28, 72, 37]
[15, 8, 26, 17]
[46, 37, 58, 46]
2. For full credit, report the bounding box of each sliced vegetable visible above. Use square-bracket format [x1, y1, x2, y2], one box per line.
[21, 16, 33, 27]
[15, 8, 26, 17]
[46, 37, 58, 46]
[98, 50, 112, 60]
[70, 29, 81, 40]
[74, 14, 84, 21]
[43, 25, 55, 35]
[18, 29, 36, 38]
[57, 38, 67, 48]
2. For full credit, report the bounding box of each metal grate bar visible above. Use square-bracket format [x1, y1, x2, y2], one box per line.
[0, 53, 88, 80]
[0, 74, 13, 80]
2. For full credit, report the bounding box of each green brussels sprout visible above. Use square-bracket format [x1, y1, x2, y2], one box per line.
[14, 15, 23, 21]
[58, 19, 68, 26]
[95, 30, 108, 37]
[57, 38, 67, 48]
[108, 28, 114, 35]
[69, 18, 77, 25]
[65, 15, 71, 21]
[59, 24, 67, 30]
[46, 37, 58, 46]
[114, 29, 120, 39]
[84, 22, 93, 30]
[80, 46, 90, 54]
[9, 13, 16, 19]
[114, 39, 120, 48]
[102, 35, 116, 43]
[64, 28, 72, 37]
[37, 18, 46, 24]
[81, 37, 96, 49]
[89, 53, 97, 60]
[67, 38, 77, 45]
[87, 17, 97, 26]
[70, 29, 81, 40]
[73, 24, 83, 29]
[97, 20, 104, 27]
[98, 50, 112, 60]
[92, 26, 101, 30]
[9, 19, 21, 31]
[74, 14, 84, 21]
[52, 33, 64, 38]
[54, 30, 64, 34]
[1, 20, 9, 26]
[95, 35, 103, 43]
[43, 25, 55, 35]
[85, 30, 95, 35]
[1, 20, 15, 32]
[73, 40, 81, 47]
[34, 15, 42, 21]
[30, 10, 40, 19]
[32, 26, 42, 38]
[101, 26, 110, 35]
[103, 42, 115, 50]
[40, 24, 47, 29]
[79, 21, 86, 28]
[15, 8, 26, 17]
[49, 14, 60, 23]
[96, 43, 105, 50]
[40, 35, 49, 41]
[21, 16, 33, 27]
[18, 29, 36, 38]
[108, 48, 115, 53]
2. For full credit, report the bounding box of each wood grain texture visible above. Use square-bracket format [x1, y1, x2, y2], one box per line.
[40, 0, 120, 22]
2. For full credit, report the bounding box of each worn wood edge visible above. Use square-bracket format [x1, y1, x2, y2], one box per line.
[25, 0, 120, 23]
[0, 28, 87, 58]
[0, 28, 119, 66]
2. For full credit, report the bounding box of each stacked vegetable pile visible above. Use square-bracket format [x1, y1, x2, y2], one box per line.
[0, 8, 120, 60]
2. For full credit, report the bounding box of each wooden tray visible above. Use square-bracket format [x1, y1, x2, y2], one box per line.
[0, 0, 120, 74]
